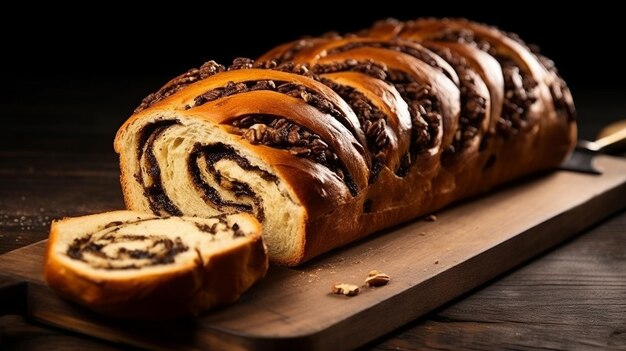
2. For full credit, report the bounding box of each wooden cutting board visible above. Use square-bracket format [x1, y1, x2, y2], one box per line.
[2, 155, 626, 351]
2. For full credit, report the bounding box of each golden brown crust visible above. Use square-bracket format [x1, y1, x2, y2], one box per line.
[114, 18, 576, 265]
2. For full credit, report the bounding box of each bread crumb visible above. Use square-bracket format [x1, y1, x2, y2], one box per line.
[424, 214, 437, 222]
[331, 283, 359, 296]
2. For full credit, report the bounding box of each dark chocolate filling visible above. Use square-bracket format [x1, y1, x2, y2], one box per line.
[498, 57, 538, 136]
[507, 35, 575, 122]
[195, 215, 230, 235]
[429, 46, 487, 155]
[102, 217, 159, 231]
[385, 70, 442, 176]
[66, 235, 93, 261]
[257, 60, 390, 182]
[104, 221, 124, 228]
[68, 235, 188, 270]
[188, 142, 268, 221]
[135, 119, 180, 160]
[311, 60, 442, 176]
[138, 121, 183, 216]
[533, 51, 576, 122]
[232, 223, 245, 238]
[187, 79, 358, 138]
[548, 77, 575, 122]
[312, 59, 388, 80]
[66, 218, 190, 270]
[326, 40, 456, 82]
[233, 115, 359, 196]
[319, 77, 389, 183]
[196, 222, 219, 234]
[433, 29, 538, 136]
[66, 216, 248, 269]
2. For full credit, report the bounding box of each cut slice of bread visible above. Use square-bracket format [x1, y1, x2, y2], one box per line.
[44, 210, 268, 319]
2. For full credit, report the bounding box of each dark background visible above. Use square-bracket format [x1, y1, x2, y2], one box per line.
[2, 4, 625, 143]
[2, 5, 626, 350]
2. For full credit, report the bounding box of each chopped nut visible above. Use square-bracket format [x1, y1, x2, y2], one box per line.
[331, 283, 360, 296]
[365, 272, 391, 287]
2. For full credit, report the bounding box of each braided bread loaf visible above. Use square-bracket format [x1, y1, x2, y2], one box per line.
[115, 18, 576, 266]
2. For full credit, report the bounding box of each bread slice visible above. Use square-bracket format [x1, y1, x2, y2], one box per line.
[43, 210, 268, 319]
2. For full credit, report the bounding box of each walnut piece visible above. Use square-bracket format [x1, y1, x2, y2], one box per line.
[365, 271, 391, 287]
[331, 283, 360, 296]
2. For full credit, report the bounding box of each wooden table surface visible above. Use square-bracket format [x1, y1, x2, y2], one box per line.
[1, 91, 626, 350]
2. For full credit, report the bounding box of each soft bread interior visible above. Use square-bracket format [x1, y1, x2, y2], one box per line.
[116, 114, 306, 264]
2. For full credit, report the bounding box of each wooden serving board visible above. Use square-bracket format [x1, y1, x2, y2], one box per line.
[2, 155, 626, 351]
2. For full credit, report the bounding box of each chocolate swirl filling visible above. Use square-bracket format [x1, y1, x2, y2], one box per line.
[530, 47, 576, 122]
[186, 79, 358, 138]
[232, 115, 359, 196]
[326, 40, 455, 82]
[134, 113, 358, 222]
[495, 33, 574, 122]
[433, 29, 537, 136]
[318, 77, 390, 183]
[188, 142, 276, 221]
[257, 60, 389, 182]
[387, 70, 442, 176]
[66, 218, 190, 270]
[136, 121, 278, 220]
[429, 46, 487, 154]
[136, 120, 183, 216]
[311, 60, 442, 176]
